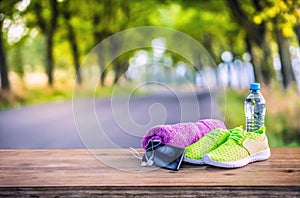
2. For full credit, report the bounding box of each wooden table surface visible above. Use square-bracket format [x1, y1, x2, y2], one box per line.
[0, 148, 299, 197]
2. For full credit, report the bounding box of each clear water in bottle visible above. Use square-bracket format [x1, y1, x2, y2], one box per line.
[244, 83, 266, 132]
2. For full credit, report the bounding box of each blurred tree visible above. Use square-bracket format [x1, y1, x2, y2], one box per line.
[111, 1, 130, 85]
[275, 26, 296, 88]
[30, 0, 59, 86]
[10, 45, 24, 77]
[150, 1, 243, 67]
[90, 0, 113, 86]
[257, 0, 298, 89]
[0, 0, 20, 90]
[4, 0, 298, 90]
[0, 12, 10, 90]
[90, 0, 131, 86]
[226, 0, 275, 85]
[60, 0, 81, 84]
[295, 24, 300, 46]
[227, 0, 300, 89]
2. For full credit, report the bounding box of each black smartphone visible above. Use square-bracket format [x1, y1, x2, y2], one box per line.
[142, 140, 186, 171]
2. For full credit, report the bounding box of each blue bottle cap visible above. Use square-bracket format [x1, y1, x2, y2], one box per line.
[250, 83, 260, 90]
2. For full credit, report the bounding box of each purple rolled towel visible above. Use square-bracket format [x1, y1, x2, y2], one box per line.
[141, 119, 226, 149]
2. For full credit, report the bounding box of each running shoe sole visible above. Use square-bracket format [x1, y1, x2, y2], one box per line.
[183, 157, 205, 165]
[202, 148, 271, 168]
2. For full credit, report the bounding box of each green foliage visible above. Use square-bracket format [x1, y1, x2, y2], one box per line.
[2, 0, 299, 85]
[3, 0, 249, 77]
[253, 0, 300, 38]
[8, 33, 45, 72]
[149, 0, 244, 61]
[221, 89, 246, 129]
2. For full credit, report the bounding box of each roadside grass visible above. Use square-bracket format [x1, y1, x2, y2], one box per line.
[0, 80, 143, 110]
[222, 84, 300, 148]
[0, 82, 121, 110]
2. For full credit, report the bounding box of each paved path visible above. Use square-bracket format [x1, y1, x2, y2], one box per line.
[0, 92, 222, 149]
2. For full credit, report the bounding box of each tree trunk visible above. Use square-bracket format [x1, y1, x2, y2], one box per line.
[226, 0, 265, 84]
[34, 0, 58, 86]
[93, 13, 108, 86]
[45, 34, 54, 85]
[69, 30, 82, 85]
[260, 33, 275, 85]
[111, 36, 124, 86]
[63, 9, 81, 84]
[113, 60, 121, 85]
[0, 18, 10, 90]
[245, 37, 262, 83]
[94, 32, 108, 86]
[97, 44, 108, 86]
[294, 24, 300, 46]
[202, 33, 218, 64]
[275, 28, 296, 89]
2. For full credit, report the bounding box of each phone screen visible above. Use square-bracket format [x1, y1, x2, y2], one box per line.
[142, 140, 186, 171]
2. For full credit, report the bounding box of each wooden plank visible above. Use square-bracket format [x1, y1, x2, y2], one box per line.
[0, 186, 300, 197]
[0, 148, 299, 187]
[0, 148, 299, 196]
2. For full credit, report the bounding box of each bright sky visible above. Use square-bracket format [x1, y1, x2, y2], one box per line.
[3, 0, 31, 44]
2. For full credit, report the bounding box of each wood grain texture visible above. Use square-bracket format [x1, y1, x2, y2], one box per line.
[0, 148, 299, 197]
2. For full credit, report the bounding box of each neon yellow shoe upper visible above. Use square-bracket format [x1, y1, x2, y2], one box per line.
[184, 127, 244, 164]
[203, 127, 270, 168]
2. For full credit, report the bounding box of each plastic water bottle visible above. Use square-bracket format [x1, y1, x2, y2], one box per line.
[244, 83, 266, 132]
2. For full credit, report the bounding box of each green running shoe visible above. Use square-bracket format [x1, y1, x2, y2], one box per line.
[184, 127, 243, 164]
[202, 127, 270, 168]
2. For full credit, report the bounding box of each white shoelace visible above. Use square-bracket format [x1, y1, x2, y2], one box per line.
[129, 141, 159, 167]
